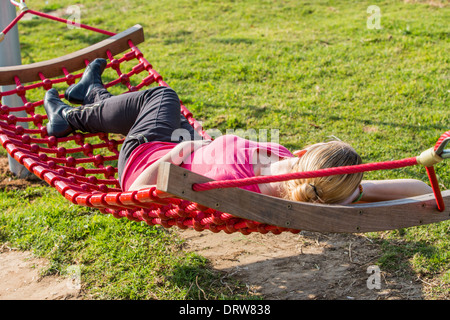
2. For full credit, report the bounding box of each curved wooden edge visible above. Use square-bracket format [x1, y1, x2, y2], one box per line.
[156, 162, 450, 233]
[0, 24, 144, 86]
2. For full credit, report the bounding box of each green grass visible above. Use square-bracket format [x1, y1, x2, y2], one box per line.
[1, 0, 449, 299]
[0, 184, 250, 299]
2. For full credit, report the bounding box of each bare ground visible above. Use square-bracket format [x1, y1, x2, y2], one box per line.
[0, 246, 82, 300]
[176, 229, 425, 300]
[0, 156, 425, 300]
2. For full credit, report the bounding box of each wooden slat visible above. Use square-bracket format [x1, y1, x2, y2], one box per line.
[0, 24, 144, 85]
[156, 162, 450, 233]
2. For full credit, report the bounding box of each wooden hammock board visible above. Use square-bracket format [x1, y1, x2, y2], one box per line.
[0, 24, 144, 86]
[156, 162, 450, 233]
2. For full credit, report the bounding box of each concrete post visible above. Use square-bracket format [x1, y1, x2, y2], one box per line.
[0, 0, 31, 178]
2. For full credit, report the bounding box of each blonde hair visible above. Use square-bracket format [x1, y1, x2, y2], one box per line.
[282, 141, 363, 204]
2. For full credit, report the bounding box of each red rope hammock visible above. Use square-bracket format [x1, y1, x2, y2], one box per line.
[1, 1, 448, 235]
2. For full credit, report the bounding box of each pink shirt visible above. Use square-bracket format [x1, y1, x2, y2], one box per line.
[120, 135, 294, 192]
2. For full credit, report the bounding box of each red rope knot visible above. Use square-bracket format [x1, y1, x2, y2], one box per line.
[82, 143, 93, 156]
[211, 212, 226, 225]
[157, 206, 171, 220]
[21, 134, 31, 145]
[98, 184, 109, 193]
[56, 168, 66, 177]
[38, 153, 48, 162]
[73, 133, 85, 145]
[110, 59, 120, 71]
[7, 114, 17, 125]
[176, 218, 189, 230]
[15, 85, 26, 97]
[106, 139, 118, 152]
[94, 154, 104, 166]
[76, 166, 87, 176]
[66, 156, 76, 167]
[225, 221, 237, 234]
[46, 136, 56, 147]
[14, 125, 25, 136]
[56, 146, 67, 158]
[32, 114, 43, 126]
[208, 224, 220, 233]
[29, 143, 40, 153]
[61, 67, 76, 85]
[39, 73, 52, 90]
[104, 165, 116, 178]
[40, 126, 48, 137]
[24, 102, 34, 113]
[47, 160, 56, 169]
[0, 105, 9, 115]
[119, 73, 130, 84]
[67, 176, 77, 185]
[193, 218, 205, 231]
[124, 209, 139, 222]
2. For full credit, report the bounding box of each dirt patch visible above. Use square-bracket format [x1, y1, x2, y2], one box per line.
[0, 245, 82, 300]
[0, 157, 82, 300]
[0, 157, 43, 190]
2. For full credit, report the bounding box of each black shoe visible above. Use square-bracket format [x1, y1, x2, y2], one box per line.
[64, 58, 107, 104]
[44, 89, 74, 137]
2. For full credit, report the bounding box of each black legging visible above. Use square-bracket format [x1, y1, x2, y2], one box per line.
[64, 86, 197, 181]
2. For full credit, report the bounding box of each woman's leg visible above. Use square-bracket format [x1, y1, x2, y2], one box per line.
[83, 86, 114, 105]
[64, 58, 108, 105]
[65, 86, 195, 139]
[45, 58, 197, 184]
[65, 88, 150, 136]
[63, 86, 196, 181]
[62, 58, 196, 140]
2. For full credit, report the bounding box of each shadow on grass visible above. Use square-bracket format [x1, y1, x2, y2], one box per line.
[209, 232, 428, 300]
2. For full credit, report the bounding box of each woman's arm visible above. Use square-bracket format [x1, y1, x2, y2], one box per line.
[359, 179, 433, 202]
[128, 140, 211, 191]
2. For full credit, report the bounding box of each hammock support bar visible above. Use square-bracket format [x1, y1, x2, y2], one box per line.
[0, 25, 143, 86]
